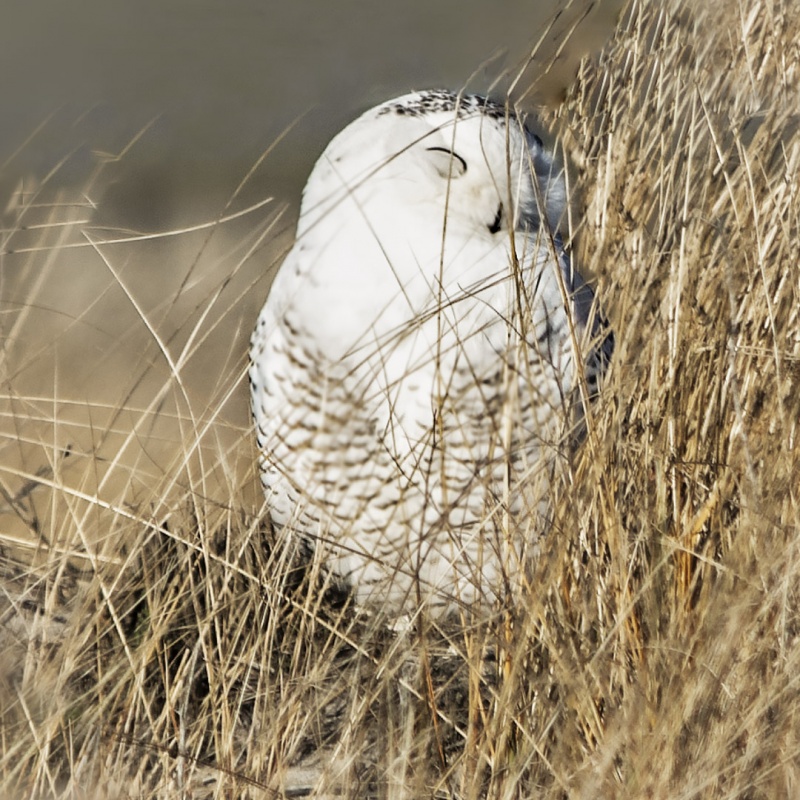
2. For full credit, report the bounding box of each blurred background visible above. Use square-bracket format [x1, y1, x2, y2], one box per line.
[0, 0, 625, 554]
[1, 0, 625, 222]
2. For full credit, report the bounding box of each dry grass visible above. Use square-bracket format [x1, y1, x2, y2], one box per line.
[2, 0, 800, 797]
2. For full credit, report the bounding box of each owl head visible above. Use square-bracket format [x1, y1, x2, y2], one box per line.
[296, 90, 567, 243]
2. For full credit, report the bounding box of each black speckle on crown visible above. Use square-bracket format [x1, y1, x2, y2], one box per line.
[379, 90, 514, 124]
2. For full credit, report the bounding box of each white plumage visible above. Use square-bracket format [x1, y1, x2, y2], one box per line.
[250, 90, 610, 618]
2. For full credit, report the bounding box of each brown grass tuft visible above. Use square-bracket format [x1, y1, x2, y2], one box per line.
[2, 0, 800, 797]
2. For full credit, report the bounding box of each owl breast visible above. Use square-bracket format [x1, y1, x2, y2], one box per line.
[251, 226, 576, 617]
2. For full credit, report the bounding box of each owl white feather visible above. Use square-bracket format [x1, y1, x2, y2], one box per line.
[250, 90, 610, 618]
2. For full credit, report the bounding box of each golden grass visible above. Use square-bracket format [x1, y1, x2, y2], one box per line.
[2, 0, 800, 796]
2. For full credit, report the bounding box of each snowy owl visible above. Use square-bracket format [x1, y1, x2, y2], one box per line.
[250, 90, 611, 619]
